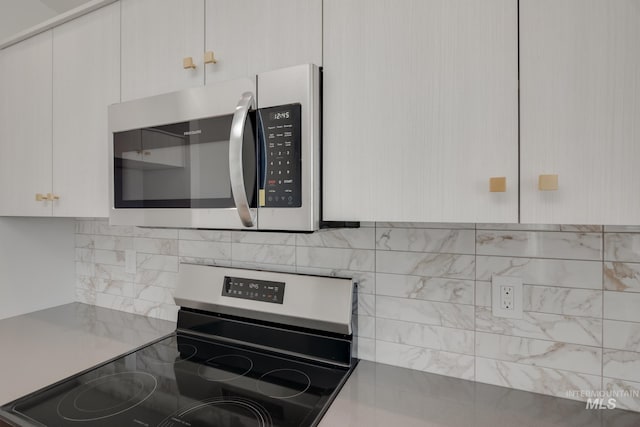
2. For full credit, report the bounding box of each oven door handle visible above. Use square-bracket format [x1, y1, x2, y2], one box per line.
[229, 91, 256, 228]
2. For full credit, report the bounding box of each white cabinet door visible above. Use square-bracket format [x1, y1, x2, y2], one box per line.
[323, 0, 518, 223]
[204, 0, 322, 84]
[520, 0, 640, 225]
[52, 2, 120, 217]
[121, 0, 205, 101]
[0, 32, 53, 217]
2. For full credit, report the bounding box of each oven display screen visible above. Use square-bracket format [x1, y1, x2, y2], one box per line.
[222, 276, 285, 304]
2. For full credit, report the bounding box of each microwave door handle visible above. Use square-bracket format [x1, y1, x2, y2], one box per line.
[229, 91, 257, 227]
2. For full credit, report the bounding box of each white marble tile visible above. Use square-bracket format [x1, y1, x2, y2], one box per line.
[296, 247, 375, 271]
[75, 220, 134, 236]
[602, 378, 640, 412]
[604, 320, 640, 353]
[376, 318, 474, 355]
[94, 249, 126, 266]
[230, 261, 297, 274]
[375, 228, 475, 254]
[475, 281, 492, 307]
[604, 291, 640, 322]
[476, 231, 602, 260]
[604, 262, 640, 293]
[603, 349, 640, 383]
[76, 276, 134, 298]
[75, 261, 95, 277]
[94, 264, 135, 283]
[134, 284, 175, 305]
[231, 231, 294, 245]
[356, 337, 375, 361]
[475, 307, 602, 347]
[135, 270, 178, 289]
[477, 224, 602, 232]
[356, 315, 375, 339]
[293, 267, 374, 294]
[525, 285, 602, 317]
[376, 341, 475, 380]
[605, 233, 640, 262]
[75, 234, 134, 251]
[605, 225, 640, 233]
[178, 257, 232, 268]
[376, 296, 474, 330]
[357, 294, 375, 316]
[376, 251, 475, 279]
[475, 357, 601, 402]
[475, 332, 602, 375]
[232, 243, 295, 266]
[133, 227, 178, 239]
[376, 273, 473, 304]
[76, 287, 96, 305]
[296, 227, 374, 249]
[95, 293, 134, 313]
[476, 256, 602, 289]
[75, 248, 93, 262]
[477, 224, 560, 231]
[179, 229, 231, 242]
[136, 254, 179, 272]
[178, 240, 231, 260]
[375, 222, 474, 229]
[134, 237, 178, 255]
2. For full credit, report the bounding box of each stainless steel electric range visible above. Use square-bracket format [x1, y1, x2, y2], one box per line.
[0, 264, 357, 427]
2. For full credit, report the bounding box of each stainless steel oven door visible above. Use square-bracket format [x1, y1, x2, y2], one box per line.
[108, 79, 258, 229]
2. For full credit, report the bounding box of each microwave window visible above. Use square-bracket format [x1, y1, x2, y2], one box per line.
[113, 114, 256, 209]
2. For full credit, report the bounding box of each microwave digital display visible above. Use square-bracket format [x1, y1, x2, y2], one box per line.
[269, 111, 290, 120]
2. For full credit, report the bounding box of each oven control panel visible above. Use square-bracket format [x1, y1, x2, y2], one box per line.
[222, 276, 285, 304]
[260, 104, 301, 208]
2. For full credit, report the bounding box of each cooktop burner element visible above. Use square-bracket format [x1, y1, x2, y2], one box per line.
[198, 354, 254, 382]
[56, 371, 157, 422]
[158, 397, 273, 427]
[257, 369, 311, 399]
[0, 265, 357, 427]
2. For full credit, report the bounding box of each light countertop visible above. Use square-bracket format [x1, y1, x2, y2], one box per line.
[320, 361, 640, 427]
[0, 303, 174, 406]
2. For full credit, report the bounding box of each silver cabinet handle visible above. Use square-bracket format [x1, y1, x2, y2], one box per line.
[229, 92, 256, 227]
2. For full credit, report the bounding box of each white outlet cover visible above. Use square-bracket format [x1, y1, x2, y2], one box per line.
[492, 275, 523, 319]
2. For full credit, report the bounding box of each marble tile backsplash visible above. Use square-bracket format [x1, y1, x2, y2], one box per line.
[74, 219, 640, 412]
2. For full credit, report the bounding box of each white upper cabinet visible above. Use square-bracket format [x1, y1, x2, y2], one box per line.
[323, 0, 519, 223]
[204, 0, 322, 84]
[520, 0, 640, 225]
[120, 0, 205, 101]
[0, 31, 53, 217]
[52, 2, 120, 217]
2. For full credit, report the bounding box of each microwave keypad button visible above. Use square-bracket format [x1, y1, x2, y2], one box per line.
[260, 103, 302, 208]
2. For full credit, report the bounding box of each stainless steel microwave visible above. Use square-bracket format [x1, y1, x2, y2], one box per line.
[108, 64, 320, 231]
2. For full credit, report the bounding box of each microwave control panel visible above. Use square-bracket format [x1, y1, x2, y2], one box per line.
[260, 104, 302, 208]
[222, 276, 285, 304]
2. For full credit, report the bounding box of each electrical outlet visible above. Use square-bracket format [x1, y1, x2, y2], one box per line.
[501, 285, 514, 310]
[492, 275, 523, 319]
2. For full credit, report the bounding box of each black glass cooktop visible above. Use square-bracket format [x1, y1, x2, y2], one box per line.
[4, 333, 350, 427]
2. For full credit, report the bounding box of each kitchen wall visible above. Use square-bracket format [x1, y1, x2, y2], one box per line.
[74, 219, 640, 412]
[0, 217, 75, 320]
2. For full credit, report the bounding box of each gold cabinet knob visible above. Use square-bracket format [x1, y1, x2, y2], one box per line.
[35, 193, 45, 201]
[49, 193, 60, 201]
[489, 177, 507, 193]
[538, 174, 558, 191]
[183, 57, 196, 69]
[204, 51, 217, 64]
[35, 193, 59, 201]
